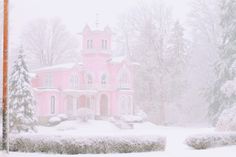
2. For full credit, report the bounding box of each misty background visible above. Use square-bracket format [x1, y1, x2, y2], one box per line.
[0, 0, 234, 127]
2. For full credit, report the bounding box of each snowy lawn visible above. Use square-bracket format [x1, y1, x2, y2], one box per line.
[1, 120, 236, 156]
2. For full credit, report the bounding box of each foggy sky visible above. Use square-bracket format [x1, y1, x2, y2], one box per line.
[10, 0, 191, 46]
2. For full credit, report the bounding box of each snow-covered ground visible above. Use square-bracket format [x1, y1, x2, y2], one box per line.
[1, 120, 236, 157]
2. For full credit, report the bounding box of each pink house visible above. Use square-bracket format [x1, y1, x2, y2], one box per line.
[32, 25, 136, 122]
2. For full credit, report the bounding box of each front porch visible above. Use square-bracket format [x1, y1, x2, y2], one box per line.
[63, 91, 111, 119]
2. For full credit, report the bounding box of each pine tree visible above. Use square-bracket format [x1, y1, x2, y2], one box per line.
[9, 47, 37, 132]
[208, 0, 236, 122]
[164, 21, 188, 123]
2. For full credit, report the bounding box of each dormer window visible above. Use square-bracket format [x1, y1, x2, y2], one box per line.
[102, 40, 107, 49]
[87, 40, 93, 49]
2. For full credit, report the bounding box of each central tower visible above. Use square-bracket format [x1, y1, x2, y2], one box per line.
[81, 25, 112, 56]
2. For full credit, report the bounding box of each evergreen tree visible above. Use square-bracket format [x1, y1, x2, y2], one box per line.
[9, 47, 37, 132]
[208, 0, 236, 122]
[167, 21, 187, 101]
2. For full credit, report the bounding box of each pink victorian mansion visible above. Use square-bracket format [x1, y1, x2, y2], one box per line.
[32, 25, 136, 122]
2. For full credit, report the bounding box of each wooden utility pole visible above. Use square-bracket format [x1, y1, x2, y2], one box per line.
[2, 0, 9, 152]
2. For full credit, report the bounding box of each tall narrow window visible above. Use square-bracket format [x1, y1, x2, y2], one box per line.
[102, 40, 107, 49]
[90, 40, 93, 48]
[70, 74, 79, 89]
[104, 40, 107, 49]
[87, 74, 93, 84]
[102, 40, 104, 49]
[87, 40, 93, 49]
[119, 71, 129, 89]
[87, 40, 90, 49]
[45, 73, 53, 88]
[101, 74, 107, 85]
[51, 96, 56, 114]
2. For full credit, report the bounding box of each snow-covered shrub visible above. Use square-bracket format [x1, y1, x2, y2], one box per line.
[216, 105, 236, 131]
[77, 108, 94, 122]
[135, 109, 148, 121]
[120, 115, 143, 123]
[1, 134, 166, 154]
[48, 116, 62, 126]
[185, 133, 236, 149]
[57, 114, 68, 121]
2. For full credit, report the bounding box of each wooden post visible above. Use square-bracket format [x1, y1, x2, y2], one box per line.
[2, 0, 9, 152]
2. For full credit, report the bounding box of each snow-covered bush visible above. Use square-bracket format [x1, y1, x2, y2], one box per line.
[1, 134, 166, 154]
[57, 114, 68, 121]
[135, 109, 148, 121]
[120, 115, 143, 123]
[185, 133, 236, 149]
[216, 105, 236, 131]
[77, 108, 94, 122]
[48, 116, 62, 126]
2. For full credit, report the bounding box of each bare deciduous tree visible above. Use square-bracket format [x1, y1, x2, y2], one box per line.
[22, 18, 78, 68]
[117, 1, 180, 124]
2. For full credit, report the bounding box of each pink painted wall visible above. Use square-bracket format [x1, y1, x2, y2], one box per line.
[32, 25, 135, 118]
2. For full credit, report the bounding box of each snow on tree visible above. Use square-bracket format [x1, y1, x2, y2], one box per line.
[9, 47, 37, 133]
[116, 1, 173, 124]
[208, 0, 236, 123]
[188, 0, 222, 124]
[216, 105, 236, 131]
[166, 21, 187, 100]
[164, 21, 188, 124]
[116, 1, 189, 125]
[220, 78, 236, 98]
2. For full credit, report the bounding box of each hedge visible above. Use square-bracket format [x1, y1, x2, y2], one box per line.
[0, 134, 166, 154]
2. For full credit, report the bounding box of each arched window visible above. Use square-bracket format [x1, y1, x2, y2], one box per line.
[101, 74, 107, 85]
[70, 74, 79, 89]
[119, 68, 130, 89]
[87, 74, 93, 84]
[85, 73, 93, 89]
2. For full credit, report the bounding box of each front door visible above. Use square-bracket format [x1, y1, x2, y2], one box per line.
[100, 94, 109, 116]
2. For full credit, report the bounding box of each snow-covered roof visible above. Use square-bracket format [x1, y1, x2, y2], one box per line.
[33, 63, 83, 72]
[109, 56, 140, 66]
[29, 73, 37, 78]
[63, 89, 97, 93]
[33, 88, 60, 92]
